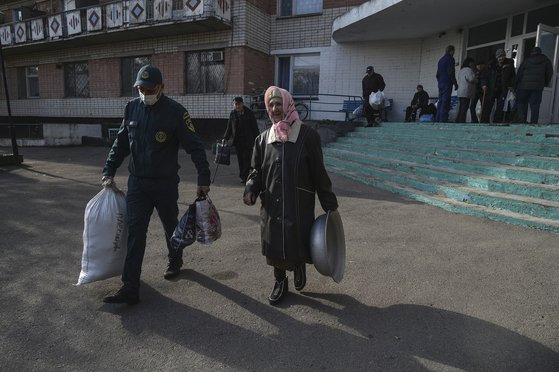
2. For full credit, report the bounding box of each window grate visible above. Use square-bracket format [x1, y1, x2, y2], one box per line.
[64, 62, 89, 98]
[186, 51, 224, 94]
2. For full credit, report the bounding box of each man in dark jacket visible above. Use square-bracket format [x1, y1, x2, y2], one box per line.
[223, 97, 260, 183]
[101, 65, 211, 305]
[435, 45, 458, 122]
[515, 47, 554, 124]
[362, 65, 386, 127]
[405, 84, 430, 122]
[481, 48, 516, 123]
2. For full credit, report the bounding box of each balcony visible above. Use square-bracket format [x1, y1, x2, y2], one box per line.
[0, 0, 232, 55]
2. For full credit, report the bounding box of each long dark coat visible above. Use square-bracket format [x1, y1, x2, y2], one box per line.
[245, 121, 338, 268]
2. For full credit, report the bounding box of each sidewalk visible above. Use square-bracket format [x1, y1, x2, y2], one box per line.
[1, 146, 558, 371]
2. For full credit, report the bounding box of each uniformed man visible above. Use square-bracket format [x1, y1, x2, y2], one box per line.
[101, 65, 210, 305]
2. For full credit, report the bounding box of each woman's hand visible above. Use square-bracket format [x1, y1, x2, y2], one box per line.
[243, 192, 256, 206]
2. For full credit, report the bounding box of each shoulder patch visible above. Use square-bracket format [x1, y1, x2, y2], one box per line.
[183, 111, 195, 133]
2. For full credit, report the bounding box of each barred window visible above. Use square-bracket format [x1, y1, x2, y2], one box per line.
[17, 66, 39, 98]
[186, 50, 224, 94]
[64, 62, 89, 98]
[121, 56, 151, 96]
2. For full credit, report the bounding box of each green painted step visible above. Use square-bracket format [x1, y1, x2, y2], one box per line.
[326, 164, 559, 234]
[324, 156, 559, 220]
[343, 133, 559, 157]
[324, 147, 559, 202]
[361, 122, 559, 134]
[325, 144, 559, 185]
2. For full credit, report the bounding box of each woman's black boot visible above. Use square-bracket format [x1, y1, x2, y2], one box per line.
[269, 268, 288, 305]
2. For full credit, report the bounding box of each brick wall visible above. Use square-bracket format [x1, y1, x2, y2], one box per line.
[225, 46, 274, 95]
[247, 0, 273, 13]
[38, 63, 64, 99]
[0, 67, 18, 100]
[151, 52, 185, 95]
[89, 58, 120, 98]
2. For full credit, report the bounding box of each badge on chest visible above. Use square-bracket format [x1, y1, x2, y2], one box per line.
[155, 131, 167, 143]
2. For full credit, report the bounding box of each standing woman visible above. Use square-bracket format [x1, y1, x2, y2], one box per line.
[243, 86, 338, 305]
[456, 57, 478, 123]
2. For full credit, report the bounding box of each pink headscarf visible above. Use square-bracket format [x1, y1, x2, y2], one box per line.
[264, 86, 300, 142]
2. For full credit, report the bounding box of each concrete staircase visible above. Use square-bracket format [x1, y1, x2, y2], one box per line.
[324, 122, 559, 233]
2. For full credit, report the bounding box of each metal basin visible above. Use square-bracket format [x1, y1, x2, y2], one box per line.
[310, 210, 345, 283]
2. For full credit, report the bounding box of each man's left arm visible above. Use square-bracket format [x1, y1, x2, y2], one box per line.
[176, 109, 211, 192]
[379, 75, 386, 91]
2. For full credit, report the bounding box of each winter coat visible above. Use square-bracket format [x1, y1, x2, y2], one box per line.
[362, 73, 386, 98]
[410, 90, 429, 108]
[245, 121, 338, 265]
[456, 67, 477, 99]
[482, 58, 515, 98]
[515, 53, 554, 91]
[223, 106, 260, 149]
[436, 53, 457, 87]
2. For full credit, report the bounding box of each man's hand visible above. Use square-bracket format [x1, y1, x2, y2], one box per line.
[197, 185, 210, 197]
[243, 192, 256, 206]
[101, 176, 114, 186]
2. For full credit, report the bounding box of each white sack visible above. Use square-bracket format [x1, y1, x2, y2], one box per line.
[77, 186, 127, 285]
[369, 91, 385, 109]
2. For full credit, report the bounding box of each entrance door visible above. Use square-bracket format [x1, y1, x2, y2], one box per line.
[535, 24, 559, 123]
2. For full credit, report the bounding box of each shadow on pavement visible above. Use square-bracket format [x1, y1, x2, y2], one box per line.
[102, 272, 559, 371]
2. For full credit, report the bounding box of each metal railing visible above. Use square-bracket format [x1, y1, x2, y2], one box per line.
[248, 92, 364, 122]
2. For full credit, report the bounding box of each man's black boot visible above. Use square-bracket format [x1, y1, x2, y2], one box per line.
[103, 288, 139, 305]
[164, 259, 183, 280]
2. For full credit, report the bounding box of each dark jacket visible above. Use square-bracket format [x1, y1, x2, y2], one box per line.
[515, 53, 554, 91]
[411, 90, 429, 108]
[103, 95, 211, 186]
[245, 122, 338, 264]
[436, 53, 457, 86]
[223, 106, 260, 148]
[482, 58, 515, 98]
[362, 73, 386, 98]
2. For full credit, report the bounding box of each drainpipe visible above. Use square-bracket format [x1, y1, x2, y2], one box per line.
[0, 43, 21, 164]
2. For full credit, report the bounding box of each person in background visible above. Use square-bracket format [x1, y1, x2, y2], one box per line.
[514, 47, 553, 124]
[405, 85, 429, 122]
[223, 97, 260, 184]
[455, 57, 477, 123]
[362, 65, 386, 127]
[469, 61, 486, 124]
[243, 86, 338, 305]
[101, 65, 211, 305]
[435, 45, 458, 122]
[481, 48, 516, 123]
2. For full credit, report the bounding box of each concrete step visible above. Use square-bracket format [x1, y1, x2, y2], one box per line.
[324, 147, 559, 202]
[344, 131, 559, 157]
[325, 156, 559, 221]
[336, 137, 559, 171]
[363, 122, 559, 134]
[326, 163, 559, 234]
[326, 143, 559, 185]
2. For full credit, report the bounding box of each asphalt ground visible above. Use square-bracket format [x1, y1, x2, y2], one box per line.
[1, 146, 558, 371]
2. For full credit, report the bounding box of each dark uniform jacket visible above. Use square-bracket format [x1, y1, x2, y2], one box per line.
[362, 73, 386, 99]
[103, 95, 210, 186]
[515, 53, 553, 91]
[436, 53, 457, 86]
[245, 121, 338, 265]
[223, 106, 260, 148]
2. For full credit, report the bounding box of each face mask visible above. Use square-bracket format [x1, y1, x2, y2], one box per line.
[139, 89, 161, 105]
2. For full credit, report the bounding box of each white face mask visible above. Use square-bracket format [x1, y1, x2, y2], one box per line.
[139, 89, 161, 105]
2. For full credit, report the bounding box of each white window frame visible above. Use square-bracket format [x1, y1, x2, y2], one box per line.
[275, 52, 320, 98]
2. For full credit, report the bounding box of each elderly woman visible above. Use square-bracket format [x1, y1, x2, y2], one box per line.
[243, 86, 338, 305]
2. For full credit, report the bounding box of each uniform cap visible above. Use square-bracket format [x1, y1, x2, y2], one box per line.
[134, 65, 163, 89]
[366, 65, 373, 72]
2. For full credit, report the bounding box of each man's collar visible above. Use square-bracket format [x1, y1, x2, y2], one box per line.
[266, 120, 302, 144]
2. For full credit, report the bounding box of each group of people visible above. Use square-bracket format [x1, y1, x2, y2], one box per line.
[101, 65, 337, 306]
[435, 44, 553, 124]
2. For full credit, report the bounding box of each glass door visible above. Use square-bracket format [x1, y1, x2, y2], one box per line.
[535, 24, 559, 123]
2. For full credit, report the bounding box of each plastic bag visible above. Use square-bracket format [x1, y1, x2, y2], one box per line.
[352, 104, 363, 117]
[77, 185, 127, 285]
[195, 195, 222, 244]
[170, 203, 197, 252]
[369, 91, 385, 110]
[214, 141, 231, 165]
[503, 90, 515, 112]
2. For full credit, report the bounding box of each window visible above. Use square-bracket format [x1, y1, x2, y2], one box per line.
[511, 14, 524, 37]
[17, 66, 39, 98]
[466, 43, 505, 65]
[64, 62, 89, 98]
[278, 0, 322, 17]
[121, 56, 151, 96]
[186, 50, 224, 94]
[467, 19, 507, 47]
[277, 54, 320, 96]
[526, 3, 559, 33]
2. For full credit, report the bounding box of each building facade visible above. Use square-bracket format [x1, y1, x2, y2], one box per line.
[0, 0, 558, 145]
